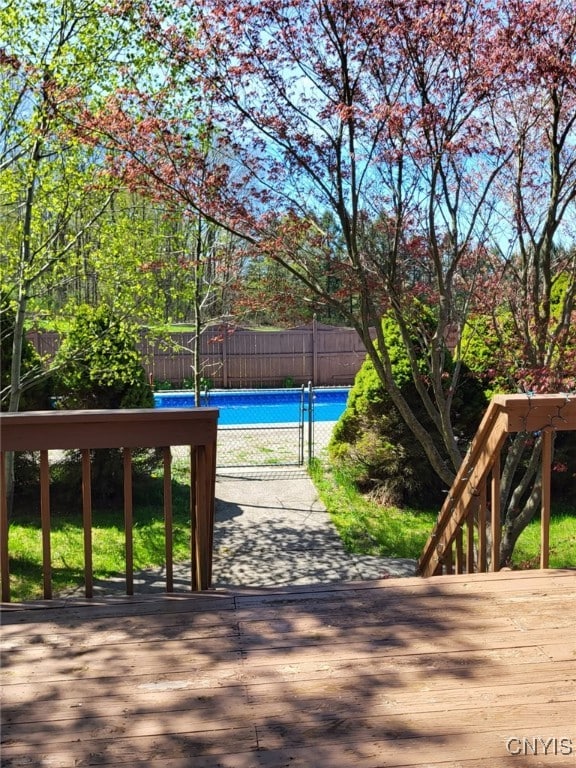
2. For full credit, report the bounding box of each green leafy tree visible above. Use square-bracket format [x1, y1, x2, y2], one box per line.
[0, 0, 173, 503]
[1, 292, 52, 412]
[31, 191, 174, 326]
[0, 0, 138, 412]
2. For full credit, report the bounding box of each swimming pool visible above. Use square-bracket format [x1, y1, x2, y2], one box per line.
[153, 386, 350, 426]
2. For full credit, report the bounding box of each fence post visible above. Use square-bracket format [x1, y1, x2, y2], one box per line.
[312, 316, 318, 386]
[307, 381, 314, 464]
[222, 323, 229, 388]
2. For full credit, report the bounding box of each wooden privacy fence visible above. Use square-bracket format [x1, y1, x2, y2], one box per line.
[418, 393, 576, 577]
[0, 408, 219, 602]
[28, 322, 371, 388]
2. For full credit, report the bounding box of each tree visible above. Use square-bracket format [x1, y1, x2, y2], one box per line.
[101, 0, 575, 565]
[0, 291, 52, 412]
[237, 255, 344, 327]
[0, 0, 133, 412]
[455, 0, 576, 562]
[99, 0, 509, 478]
[35, 192, 190, 326]
[0, 0, 168, 510]
[75, 71, 247, 402]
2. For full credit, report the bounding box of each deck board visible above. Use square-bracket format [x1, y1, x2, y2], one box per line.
[2, 569, 575, 767]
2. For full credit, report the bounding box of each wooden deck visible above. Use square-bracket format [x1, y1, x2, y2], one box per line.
[1, 569, 575, 767]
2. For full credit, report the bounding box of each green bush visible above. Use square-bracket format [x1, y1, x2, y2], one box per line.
[54, 305, 153, 409]
[459, 313, 517, 396]
[329, 311, 487, 508]
[51, 305, 156, 505]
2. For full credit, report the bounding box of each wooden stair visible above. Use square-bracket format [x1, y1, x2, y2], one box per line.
[418, 393, 576, 577]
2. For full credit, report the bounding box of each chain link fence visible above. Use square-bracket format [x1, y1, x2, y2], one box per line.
[159, 385, 348, 473]
[215, 418, 338, 469]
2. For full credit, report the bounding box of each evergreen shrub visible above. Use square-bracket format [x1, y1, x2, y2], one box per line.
[329, 311, 487, 508]
[54, 304, 153, 409]
[52, 305, 157, 505]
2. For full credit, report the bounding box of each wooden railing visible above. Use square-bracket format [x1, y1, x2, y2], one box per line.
[418, 394, 576, 578]
[0, 408, 218, 602]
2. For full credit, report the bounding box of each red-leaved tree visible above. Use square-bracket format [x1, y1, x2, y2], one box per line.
[84, 0, 575, 563]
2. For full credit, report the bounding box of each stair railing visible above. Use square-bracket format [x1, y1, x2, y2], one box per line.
[418, 394, 576, 577]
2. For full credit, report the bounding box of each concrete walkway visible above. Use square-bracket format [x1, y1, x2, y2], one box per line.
[211, 470, 417, 588]
[68, 470, 417, 596]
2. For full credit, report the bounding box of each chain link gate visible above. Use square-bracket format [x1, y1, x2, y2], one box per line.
[157, 384, 346, 473]
[212, 385, 311, 469]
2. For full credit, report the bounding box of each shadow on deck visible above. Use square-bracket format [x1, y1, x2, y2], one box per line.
[2, 569, 575, 767]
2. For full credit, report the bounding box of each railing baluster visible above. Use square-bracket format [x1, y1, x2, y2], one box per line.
[163, 447, 173, 593]
[466, 506, 475, 574]
[490, 454, 501, 571]
[195, 444, 211, 590]
[540, 428, 553, 569]
[0, 451, 10, 602]
[40, 450, 52, 599]
[123, 448, 134, 595]
[478, 482, 487, 573]
[455, 527, 464, 574]
[207, 441, 217, 578]
[445, 541, 454, 575]
[81, 449, 93, 598]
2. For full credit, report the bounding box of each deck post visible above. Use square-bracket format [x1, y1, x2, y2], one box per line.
[40, 450, 52, 599]
[0, 451, 9, 602]
[81, 449, 93, 598]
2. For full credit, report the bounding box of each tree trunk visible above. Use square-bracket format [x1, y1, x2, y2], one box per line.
[193, 213, 204, 407]
[499, 478, 542, 567]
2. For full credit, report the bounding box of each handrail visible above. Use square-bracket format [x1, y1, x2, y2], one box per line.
[418, 394, 576, 577]
[0, 408, 219, 602]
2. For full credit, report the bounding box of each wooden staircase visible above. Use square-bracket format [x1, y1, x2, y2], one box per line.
[418, 393, 576, 577]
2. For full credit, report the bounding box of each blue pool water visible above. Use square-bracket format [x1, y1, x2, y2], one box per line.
[153, 387, 350, 426]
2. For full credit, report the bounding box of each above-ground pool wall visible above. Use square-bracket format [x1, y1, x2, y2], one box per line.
[157, 387, 351, 469]
[154, 387, 350, 425]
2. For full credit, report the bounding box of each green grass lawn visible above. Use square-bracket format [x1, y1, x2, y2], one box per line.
[512, 506, 576, 569]
[8, 507, 193, 602]
[7, 465, 194, 602]
[308, 460, 437, 559]
[309, 460, 576, 569]
[6, 458, 575, 602]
